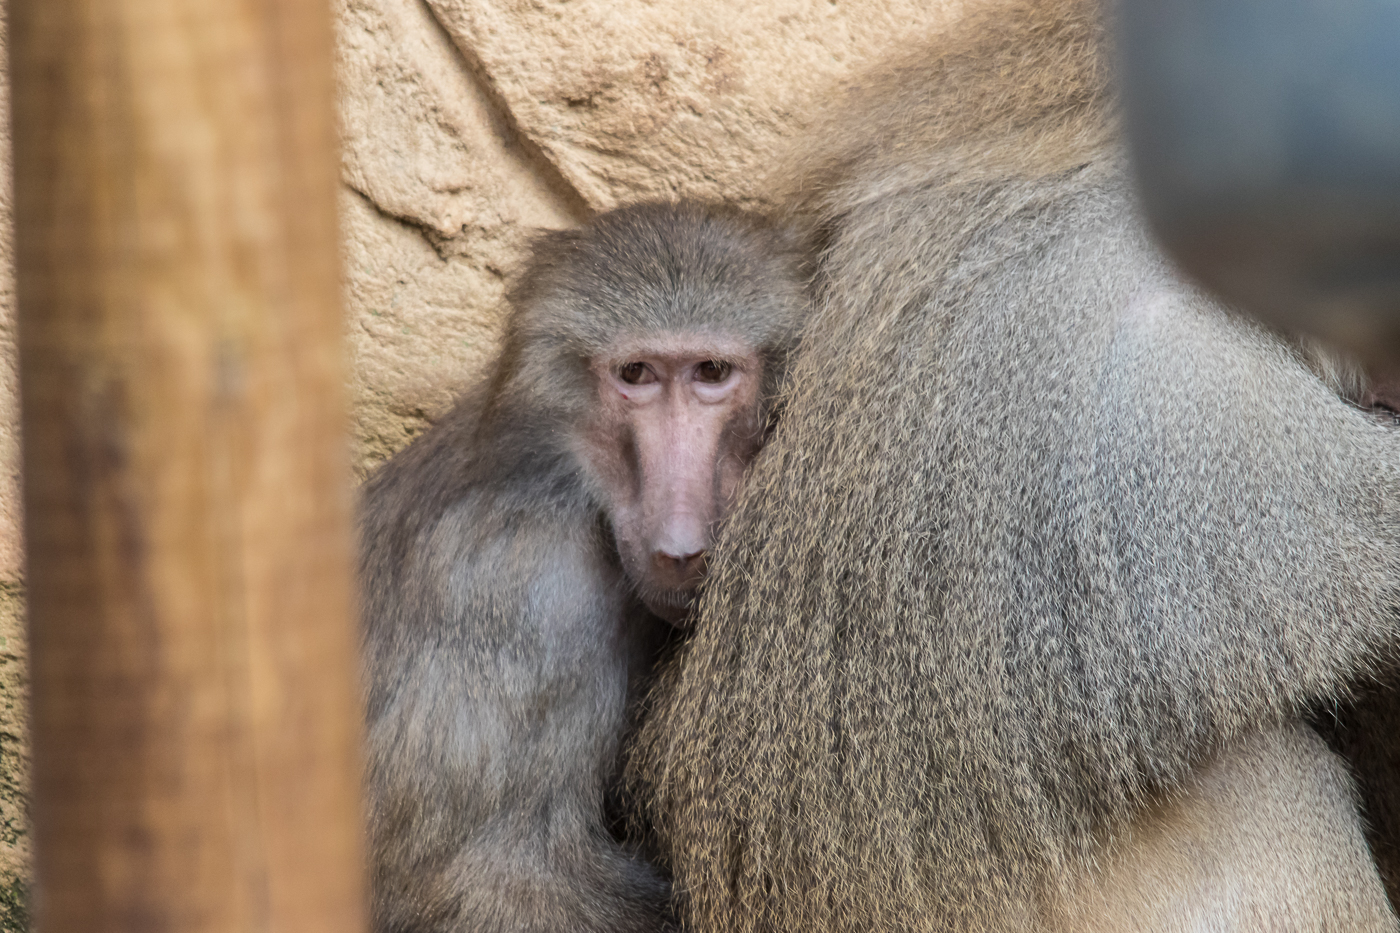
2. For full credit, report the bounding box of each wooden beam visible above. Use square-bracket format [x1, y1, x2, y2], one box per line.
[11, 1, 365, 930]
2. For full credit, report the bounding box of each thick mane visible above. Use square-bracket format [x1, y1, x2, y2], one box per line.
[782, 0, 1113, 227]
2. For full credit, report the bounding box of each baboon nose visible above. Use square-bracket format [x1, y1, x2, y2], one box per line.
[653, 549, 707, 589]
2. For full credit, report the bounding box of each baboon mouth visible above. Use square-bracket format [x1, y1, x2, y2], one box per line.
[644, 588, 698, 627]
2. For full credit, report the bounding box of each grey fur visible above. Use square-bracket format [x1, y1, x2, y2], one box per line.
[629, 2, 1400, 930]
[359, 202, 806, 933]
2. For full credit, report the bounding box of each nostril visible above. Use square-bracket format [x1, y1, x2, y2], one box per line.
[653, 549, 707, 584]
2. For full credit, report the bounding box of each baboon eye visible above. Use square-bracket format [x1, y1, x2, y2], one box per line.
[695, 360, 732, 383]
[618, 362, 654, 385]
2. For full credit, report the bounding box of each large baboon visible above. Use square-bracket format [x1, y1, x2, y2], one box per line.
[630, 2, 1400, 930]
[358, 202, 805, 932]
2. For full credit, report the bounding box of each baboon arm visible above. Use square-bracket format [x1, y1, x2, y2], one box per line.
[362, 492, 666, 932]
[1056, 279, 1400, 765]
[1048, 725, 1398, 932]
[916, 235, 1400, 809]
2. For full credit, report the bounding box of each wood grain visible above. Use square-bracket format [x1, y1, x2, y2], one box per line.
[11, 1, 365, 929]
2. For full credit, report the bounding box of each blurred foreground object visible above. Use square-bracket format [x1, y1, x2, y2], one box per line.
[11, 1, 366, 931]
[1120, 0, 1400, 368]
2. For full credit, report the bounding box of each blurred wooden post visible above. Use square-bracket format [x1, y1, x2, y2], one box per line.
[11, 1, 366, 931]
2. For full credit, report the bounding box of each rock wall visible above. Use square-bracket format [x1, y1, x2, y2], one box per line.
[0, 9, 27, 924]
[0, 0, 968, 924]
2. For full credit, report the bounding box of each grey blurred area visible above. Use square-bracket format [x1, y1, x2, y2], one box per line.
[1119, 0, 1400, 368]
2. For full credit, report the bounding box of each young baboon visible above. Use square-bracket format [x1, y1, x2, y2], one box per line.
[629, 2, 1400, 930]
[358, 202, 805, 933]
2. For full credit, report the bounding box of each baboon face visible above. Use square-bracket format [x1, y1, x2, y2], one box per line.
[579, 332, 766, 624]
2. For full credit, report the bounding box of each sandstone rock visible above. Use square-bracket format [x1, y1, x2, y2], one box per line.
[337, 0, 591, 472]
[0, 8, 18, 585]
[341, 185, 511, 476]
[425, 0, 962, 209]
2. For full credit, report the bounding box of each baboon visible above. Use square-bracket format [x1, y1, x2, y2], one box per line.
[628, 1, 1400, 930]
[358, 202, 805, 933]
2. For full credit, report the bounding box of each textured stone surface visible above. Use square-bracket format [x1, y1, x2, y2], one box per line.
[0, 12, 26, 925]
[0, 584, 26, 933]
[0, 9, 18, 586]
[341, 185, 510, 476]
[425, 0, 960, 209]
[337, 0, 592, 473]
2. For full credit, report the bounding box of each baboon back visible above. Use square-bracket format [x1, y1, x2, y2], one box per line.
[632, 78, 1400, 933]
